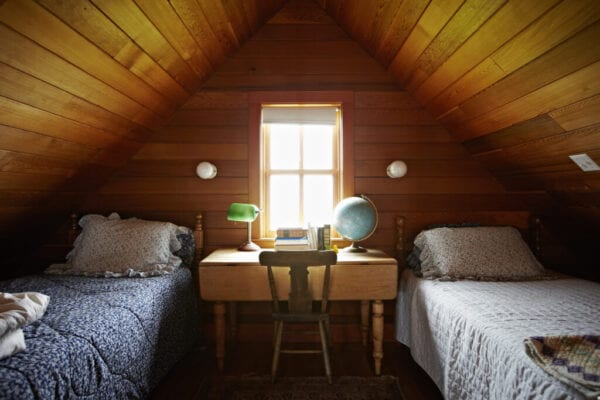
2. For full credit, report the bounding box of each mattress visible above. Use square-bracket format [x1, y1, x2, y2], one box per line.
[0, 267, 198, 399]
[396, 269, 600, 400]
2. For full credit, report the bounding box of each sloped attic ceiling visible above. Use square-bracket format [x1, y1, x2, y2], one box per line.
[0, 0, 599, 261]
[0, 0, 286, 229]
[325, 0, 600, 204]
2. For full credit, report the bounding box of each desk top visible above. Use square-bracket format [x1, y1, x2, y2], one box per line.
[199, 248, 397, 266]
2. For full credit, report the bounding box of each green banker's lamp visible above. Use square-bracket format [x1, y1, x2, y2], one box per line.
[227, 203, 261, 251]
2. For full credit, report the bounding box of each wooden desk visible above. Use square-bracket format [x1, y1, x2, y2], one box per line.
[198, 248, 398, 375]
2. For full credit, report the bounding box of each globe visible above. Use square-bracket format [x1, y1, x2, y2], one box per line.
[333, 195, 378, 252]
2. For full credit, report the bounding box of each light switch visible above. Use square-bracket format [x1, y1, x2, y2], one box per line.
[569, 153, 600, 172]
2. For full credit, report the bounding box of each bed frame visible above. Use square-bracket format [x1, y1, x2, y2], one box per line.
[66, 212, 205, 263]
[393, 213, 598, 400]
[395, 213, 543, 266]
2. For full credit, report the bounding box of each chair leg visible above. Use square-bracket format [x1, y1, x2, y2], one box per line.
[324, 319, 333, 349]
[271, 320, 284, 383]
[318, 320, 332, 384]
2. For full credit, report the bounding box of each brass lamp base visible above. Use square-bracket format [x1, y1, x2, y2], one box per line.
[238, 241, 261, 251]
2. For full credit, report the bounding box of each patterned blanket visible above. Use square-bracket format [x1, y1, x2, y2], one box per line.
[525, 335, 600, 399]
[0, 268, 198, 399]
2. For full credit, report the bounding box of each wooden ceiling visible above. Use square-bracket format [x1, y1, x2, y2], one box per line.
[0, 0, 286, 228]
[0, 0, 599, 246]
[319, 0, 600, 209]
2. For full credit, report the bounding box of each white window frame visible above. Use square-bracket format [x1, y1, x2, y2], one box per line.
[248, 91, 355, 241]
[261, 107, 341, 237]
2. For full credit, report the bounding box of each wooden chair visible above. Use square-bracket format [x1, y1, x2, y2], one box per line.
[258, 250, 337, 384]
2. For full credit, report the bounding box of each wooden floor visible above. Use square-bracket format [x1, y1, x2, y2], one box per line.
[151, 341, 444, 400]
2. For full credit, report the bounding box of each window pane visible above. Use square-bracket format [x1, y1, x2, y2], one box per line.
[270, 174, 300, 230]
[269, 124, 299, 169]
[303, 125, 333, 170]
[303, 175, 333, 226]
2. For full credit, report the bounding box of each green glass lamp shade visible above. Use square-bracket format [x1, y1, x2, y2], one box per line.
[227, 203, 259, 222]
[227, 203, 260, 251]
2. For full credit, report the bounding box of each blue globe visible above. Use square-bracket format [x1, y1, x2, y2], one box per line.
[333, 196, 378, 245]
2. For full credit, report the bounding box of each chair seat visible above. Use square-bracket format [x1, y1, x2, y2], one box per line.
[273, 312, 329, 323]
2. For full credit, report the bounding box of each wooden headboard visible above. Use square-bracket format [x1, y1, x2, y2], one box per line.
[67, 212, 205, 265]
[394, 212, 542, 267]
[193, 213, 204, 262]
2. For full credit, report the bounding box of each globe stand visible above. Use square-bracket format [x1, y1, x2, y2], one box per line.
[333, 195, 379, 255]
[342, 241, 367, 253]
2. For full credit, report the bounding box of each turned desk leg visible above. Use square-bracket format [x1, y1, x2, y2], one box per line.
[228, 301, 237, 341]
[214, 301, 226, 371]
[360, 300, 370, 346]
[372, 300, 384, 375]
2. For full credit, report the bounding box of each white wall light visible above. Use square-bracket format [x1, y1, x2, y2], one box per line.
[386, 160, 407, 178]
[196, 161, 217, 179]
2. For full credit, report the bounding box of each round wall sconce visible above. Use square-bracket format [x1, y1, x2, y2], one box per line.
[196, 161, 217, 179]
[386, 160, 407, 178]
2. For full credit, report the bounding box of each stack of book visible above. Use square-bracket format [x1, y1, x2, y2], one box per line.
[274, 227, 310, 251]
[308, 224, 331, 250]
[317, 224, 331, 250]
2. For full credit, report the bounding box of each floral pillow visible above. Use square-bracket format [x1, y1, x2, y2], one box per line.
[414, 226, 546, 280]
[46, 213, 188, 277]
[406, 222, 481, 275]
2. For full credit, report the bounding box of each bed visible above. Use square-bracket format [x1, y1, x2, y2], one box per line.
[393, 214, 600, 400]
[0, 212, 205, 399]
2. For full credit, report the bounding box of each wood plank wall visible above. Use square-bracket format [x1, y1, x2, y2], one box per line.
[84, 0, 552, 342]
[86, 0, 545, 258]
[0, 0, 285, 275]
[319, 0, 600, 279]
[1, 0, 596, 281]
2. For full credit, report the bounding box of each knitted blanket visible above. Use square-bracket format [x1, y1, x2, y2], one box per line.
[525, 335, 600, 399]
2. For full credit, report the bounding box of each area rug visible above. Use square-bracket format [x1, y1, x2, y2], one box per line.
[204, 375, 404, 400]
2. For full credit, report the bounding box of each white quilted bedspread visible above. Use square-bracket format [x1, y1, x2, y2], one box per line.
[396, 269, 600, 400]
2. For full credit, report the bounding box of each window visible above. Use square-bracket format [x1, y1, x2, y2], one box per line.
[261, 105, 341, 237]
[248, 92, 354, 240]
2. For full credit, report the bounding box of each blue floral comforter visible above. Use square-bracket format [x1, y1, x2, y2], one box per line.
[0, 268, 198, 399]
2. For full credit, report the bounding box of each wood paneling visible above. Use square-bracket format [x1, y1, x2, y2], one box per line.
[202, 8, 395, 92]
[0, 0, 284, 272]
[90, 0, 536, 264]
[37, 0, 190, 104]
[316, 0, 600, 277]
[414, 0, 560, 105]
[0, 0, 597, 286]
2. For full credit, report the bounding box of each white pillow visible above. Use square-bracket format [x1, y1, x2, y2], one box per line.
[415, 226, 545, 280]
[46, 213, 185, 277]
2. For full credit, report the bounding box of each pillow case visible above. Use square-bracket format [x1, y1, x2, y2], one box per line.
[414, 226, 545, 280]
[173, 227, 195, 269]
[406, 222, 481, 275]
[406, 245, 422, 274]
[46, 213, 188, 277]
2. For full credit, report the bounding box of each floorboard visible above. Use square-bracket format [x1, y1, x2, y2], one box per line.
[150, 341, 444, 400]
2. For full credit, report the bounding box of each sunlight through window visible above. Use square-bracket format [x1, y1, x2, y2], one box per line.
[261, 106, 340, 236]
